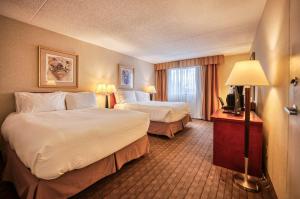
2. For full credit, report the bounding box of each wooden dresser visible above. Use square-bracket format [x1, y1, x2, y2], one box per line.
[211, 110, 263, 177]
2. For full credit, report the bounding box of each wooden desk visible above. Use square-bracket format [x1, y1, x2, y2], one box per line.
[211, 110, 263, 177]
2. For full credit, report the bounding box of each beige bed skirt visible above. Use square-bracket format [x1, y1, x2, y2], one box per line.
[148, 114, 192, 138]
[2, 135, 150, 199]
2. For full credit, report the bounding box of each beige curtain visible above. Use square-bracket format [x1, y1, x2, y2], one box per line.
[201, 64, 219, 120]
[155, 70, 167, 101]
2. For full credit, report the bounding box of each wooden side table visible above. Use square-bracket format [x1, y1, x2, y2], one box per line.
[211, 110, 263, 177]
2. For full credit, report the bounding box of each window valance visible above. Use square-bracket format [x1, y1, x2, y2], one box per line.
[154, 55, 224, 70]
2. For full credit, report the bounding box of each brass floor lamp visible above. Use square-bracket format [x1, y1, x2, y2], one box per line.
[226, 60, 269, 192]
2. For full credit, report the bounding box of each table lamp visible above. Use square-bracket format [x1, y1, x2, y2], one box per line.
[96, 84, 116, 108]
[145, 85, 157, 100]
[106, 84, 116, 94]
[96, 83, 108, 108]
[226, 60, 269, 192]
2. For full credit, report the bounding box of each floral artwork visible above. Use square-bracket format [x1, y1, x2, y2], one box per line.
[46, 54, 73, 82]
[39, 46, 78, 88]
[118, 65, 134, 89]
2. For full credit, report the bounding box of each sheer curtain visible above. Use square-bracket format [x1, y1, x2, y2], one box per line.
[167, 66, 203, 119]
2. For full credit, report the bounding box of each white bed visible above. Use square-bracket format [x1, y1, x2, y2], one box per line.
[114, 101, 190, 123]
[113, 90, 191, 138]
[1, 93, 150, 180]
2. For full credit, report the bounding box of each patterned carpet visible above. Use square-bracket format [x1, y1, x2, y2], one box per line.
[0, 120, 277, 199]
[71, 120, 276, 199]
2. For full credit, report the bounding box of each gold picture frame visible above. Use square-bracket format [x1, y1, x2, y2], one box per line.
[118, 64, 134, 89]
[38, 46, 78, 88]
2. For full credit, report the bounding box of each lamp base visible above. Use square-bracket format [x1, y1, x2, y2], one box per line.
[105, 95, 109, 108]
[149, 94, 153, 101]
[233, 173, 260, 192]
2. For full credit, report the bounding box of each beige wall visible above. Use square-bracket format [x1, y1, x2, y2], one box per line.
[252, 0, 290, 198]
[0, 16, 154, 125]
[218, 53, 249, 101]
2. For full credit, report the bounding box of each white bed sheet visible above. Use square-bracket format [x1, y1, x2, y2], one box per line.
[114, 101, 190, 122]
[1, 108, 150, 180]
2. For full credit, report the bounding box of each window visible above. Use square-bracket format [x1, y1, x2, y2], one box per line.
[167, 66, 203, 119]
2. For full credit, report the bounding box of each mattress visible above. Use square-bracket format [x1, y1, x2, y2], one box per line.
[114, 101, 190, 122]
[1, 108, 150, 180]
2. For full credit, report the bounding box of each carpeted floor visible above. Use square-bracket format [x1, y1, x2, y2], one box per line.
[1, 120, 277, 199]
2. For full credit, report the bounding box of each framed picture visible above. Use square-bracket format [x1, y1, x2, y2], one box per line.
[118, 65, 134, 89]
[39, 46, 78, 88]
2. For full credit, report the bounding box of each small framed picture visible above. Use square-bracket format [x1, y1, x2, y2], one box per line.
[118, 65, 134, 89]
[39, 46, 78, 88]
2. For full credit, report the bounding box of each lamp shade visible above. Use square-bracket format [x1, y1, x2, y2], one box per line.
[96, 83, 107, 94]
[106, 84, 116, 94]
[145, 85, 157, 94]
[226, 60, 269, 86]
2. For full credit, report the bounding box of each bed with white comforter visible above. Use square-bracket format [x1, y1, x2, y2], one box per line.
[114, 101, 190, 122]
[1, 108, 150, 180]
[113, 90, 191, 138]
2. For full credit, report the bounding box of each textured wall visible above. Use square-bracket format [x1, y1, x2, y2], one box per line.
[0, 16, 154, 125]
[251, 0, 290, 198]
[218, 53, 249, 102]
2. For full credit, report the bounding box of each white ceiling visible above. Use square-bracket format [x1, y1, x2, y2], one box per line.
[0, 0, 266, 63]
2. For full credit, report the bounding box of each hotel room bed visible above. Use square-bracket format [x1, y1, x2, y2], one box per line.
[1, 106, 150, 199]
[112, 91, 191, 138]
[114, 101, 189, 123]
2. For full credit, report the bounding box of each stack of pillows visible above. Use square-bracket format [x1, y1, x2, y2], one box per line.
[114, 90, 150, 104]
[14, 92, 97, 113]
[14, 90, 151, 113]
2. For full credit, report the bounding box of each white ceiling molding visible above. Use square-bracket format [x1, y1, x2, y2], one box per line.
[0, 0, 267, 63]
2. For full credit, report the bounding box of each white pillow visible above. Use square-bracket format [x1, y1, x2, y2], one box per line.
[65, 92, 97, 110]
[15, 92, 66, 113]
[114, 90, 137, 104]
[135, 91, 150, 102]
